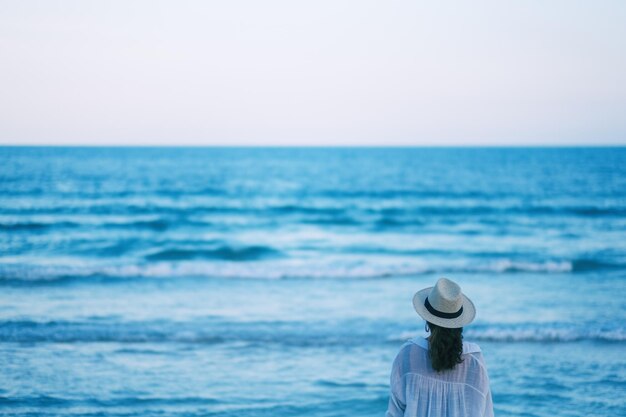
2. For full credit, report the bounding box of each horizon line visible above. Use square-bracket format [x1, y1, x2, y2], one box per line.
[1, 143, 625, 148]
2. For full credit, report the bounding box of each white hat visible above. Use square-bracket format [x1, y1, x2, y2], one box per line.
[412, 277, 476, 328]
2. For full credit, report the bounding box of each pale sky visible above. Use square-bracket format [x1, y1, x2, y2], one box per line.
[1, 0, 625, 146]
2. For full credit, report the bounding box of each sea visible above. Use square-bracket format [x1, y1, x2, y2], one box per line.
[0, 147, 624, 417]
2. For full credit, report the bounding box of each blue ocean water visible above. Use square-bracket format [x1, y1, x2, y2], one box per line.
[0, 147, 625, 417]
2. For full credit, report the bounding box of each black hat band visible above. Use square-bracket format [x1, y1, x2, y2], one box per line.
[424, 297, 463, 319]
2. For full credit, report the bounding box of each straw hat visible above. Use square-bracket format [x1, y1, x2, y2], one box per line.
[412, 278, 476, 328]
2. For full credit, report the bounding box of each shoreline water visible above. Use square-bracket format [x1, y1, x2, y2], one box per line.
[1, 147, 625, 416]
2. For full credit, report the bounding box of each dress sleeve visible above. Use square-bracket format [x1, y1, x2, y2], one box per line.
[482, 385, 494, 417]
[479, 353, 494, 417]
[385, 352, 406, 417]
[385, 383, 405, 417]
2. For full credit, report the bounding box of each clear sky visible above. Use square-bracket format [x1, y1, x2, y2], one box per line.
[1, 0, 625, 146]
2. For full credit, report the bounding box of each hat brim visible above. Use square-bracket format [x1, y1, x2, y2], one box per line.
[412, 287, 476, 329]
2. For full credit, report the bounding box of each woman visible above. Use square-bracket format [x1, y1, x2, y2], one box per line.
[386, 278, 494, 417]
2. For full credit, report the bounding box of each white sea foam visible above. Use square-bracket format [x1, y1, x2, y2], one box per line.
[0, 257, 581, 283]
[388, 327, 626, 343]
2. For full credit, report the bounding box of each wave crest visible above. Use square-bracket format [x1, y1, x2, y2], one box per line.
[1, 255, 622, 285]
[391, 325, 626, 343]
[2, 320, 624, 345]
[144, 245, 282, 261]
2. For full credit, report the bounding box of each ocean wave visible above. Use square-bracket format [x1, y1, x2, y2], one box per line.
[373, 217, 425, 228]
[1, 256, 621, 285]
[0, 394, 220, 407]
[571, 258, 625, 272]
[0, 217, 210, 232]
[318, 190, 505, 200]
[303, 216, 361, 226]
[0, 319, 371, 347]
[0, 320, 227, 344]
[3, 199, 625, 220]
[488, 259, 573, 273]
[467, 328, 626, 343]
[0, 220, 79, 231]
[144, 245, 283, 261]
[314, 380, 367, 388]
[0, 394, 386, 415]
[527, 206, 626, 217]
[109, 218, 173, 231]
[2, 320, 624, 345]
[391, 325, 626, 343]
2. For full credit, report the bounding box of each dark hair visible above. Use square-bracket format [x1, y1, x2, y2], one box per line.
[426, 321, 464, 372]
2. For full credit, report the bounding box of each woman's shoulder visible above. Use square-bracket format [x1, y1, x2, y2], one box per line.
[462, 340, 482, 355]
[405, 336, 429, 350]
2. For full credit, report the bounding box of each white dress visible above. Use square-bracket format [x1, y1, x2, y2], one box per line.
[385, 337, 494, 417]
